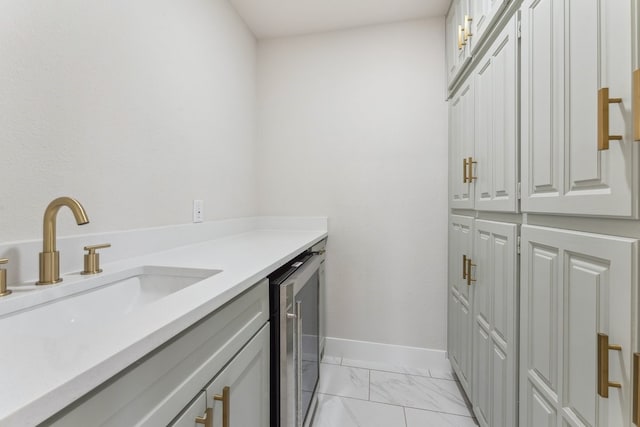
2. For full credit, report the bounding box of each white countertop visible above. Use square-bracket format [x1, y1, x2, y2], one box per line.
[0, 226, 327, 426]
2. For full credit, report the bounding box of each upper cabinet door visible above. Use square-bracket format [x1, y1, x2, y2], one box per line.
[469, 0, 511, 54]
[447, 0, 473, 89]
[450, 80, 475, 210]
[521, 0, 638, 217]
[473, 15, 518, 212]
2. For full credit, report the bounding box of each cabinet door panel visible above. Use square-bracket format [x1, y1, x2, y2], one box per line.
[205, 324, 270, 427]
[447, 0, 473, 88]
[473, 17, 518, 212]
[448, 215, 474, 397]
[520, 226, 637, 427]
[450, 82, 475, 209]
[472, 220, 518, 427]
[446, 1, 462, 85]
[521, 0, 637, 217]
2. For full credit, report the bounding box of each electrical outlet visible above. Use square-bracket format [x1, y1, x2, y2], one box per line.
[193, 200, 204, 223]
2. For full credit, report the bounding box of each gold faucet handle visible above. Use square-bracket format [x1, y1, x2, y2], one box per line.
[0, 258, 11, 297]
[81, 243, 111, 275]
[84, 243, 111, 253]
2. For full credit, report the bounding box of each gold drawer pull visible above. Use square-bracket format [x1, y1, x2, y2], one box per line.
[213, 386, 230, 427]
[633, 70, 640, 141]
[597, 333, 622, 398]
[598, 88, 623, 150]
[195, 408, 212, 427]
[466, 257, 476, 286]
[634, 353, 640, 425]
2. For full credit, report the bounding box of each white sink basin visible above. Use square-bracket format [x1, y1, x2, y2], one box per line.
[0, 266, 221, 337]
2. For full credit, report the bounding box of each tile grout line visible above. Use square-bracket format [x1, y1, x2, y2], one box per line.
[403, 406, 408, 427]
[316, 391, 404, 408]
[368, 369, 371, 401]
[321, 363, 455, 382]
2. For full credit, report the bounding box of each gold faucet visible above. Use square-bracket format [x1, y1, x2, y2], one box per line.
[37, 197, 89, 285]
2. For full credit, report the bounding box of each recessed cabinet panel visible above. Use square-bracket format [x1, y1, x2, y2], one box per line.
[528, 244, 558, 396]
[527, 385, 556, 427]
[564, 256, 603, 426]
[520, 226, 637, 427]
[521, 0, 637, 217]
[520, 0, 562, 196]
[492, 345, 508, 427]
[474, 324, 492, 427]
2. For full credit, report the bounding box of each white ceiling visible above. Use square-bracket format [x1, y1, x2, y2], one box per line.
[229, 0, 451, 39]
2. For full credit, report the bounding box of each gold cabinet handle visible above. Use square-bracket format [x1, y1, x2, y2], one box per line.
[195, 408, 212, 427]
[467, 157, 477, 182]
[462, 255, 468, 279]
[598, 88, 623, 150]
[213, 386, 230, 427]
[463, 158, 469, 183]
[458, 25, 466, 49]
[634, 353, 640, 425]
[0, 258, 11, 297]
[81, 243, 111, 275]
[466, 257, 476, 286]
[633, 69, 640, 141]
[464, 15, 473, 40]
[597, 333, 623, 397]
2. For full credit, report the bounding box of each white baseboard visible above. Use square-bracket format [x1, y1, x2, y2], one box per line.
[324, 337, 450, 371]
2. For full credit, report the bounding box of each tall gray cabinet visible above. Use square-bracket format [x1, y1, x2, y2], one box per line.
[446, 0, 640, 426]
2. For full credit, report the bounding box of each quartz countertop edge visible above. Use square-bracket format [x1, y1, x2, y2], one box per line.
[0, 227, 327, 426]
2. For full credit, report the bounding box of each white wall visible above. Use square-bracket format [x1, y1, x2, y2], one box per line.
[257, 18, 449, 350]
[0, 0, 257, 242]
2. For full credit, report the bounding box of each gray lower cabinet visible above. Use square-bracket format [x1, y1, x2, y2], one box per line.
[202, 324, 270, 427]
[44, 279, 270, 427]
[170, 324, 270, 427]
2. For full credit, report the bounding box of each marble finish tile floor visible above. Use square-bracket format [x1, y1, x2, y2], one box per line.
[311, 356, 477, 427]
